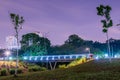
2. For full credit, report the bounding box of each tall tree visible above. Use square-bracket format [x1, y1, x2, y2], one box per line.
[20, 33, 51, 56]
[10, 13, 24, 76]
[65, 34, 84, 48]
[96, 5, 113, 61]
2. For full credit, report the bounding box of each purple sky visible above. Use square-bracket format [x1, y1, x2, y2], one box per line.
[0, 0, 120, 47]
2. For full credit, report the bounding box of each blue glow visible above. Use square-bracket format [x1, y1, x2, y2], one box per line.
[22, 54, 93, 61]
[34, 57, 37, 61]
[46, 57, 48, 60]
[52, 56, 54, 60]
[23, 56, 27, 60]
[104, 54, 108, 58]
[40, 57, 43, 60]
[95, 56, 99, 60]
[29, 57, 32, 60]
[114, 55, 117, 58]
[9, 57, 13, 60]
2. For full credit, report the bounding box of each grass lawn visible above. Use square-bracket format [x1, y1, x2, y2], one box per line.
[1, 59, 120, 80]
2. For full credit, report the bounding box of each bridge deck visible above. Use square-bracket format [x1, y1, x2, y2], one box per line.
[23, 54, 90, 62]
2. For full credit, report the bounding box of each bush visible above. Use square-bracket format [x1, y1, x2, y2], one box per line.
[0, 69, 9, 76]
[67, 57, 87, 68]
[28, 65, 47, 72]
[59, 64, 66, 68]
[17, 69, 23, 74]
[9, 69, 23, 74]
[9, 69, 15, 75]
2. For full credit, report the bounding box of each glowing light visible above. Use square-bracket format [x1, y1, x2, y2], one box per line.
[114, 55, 117, 58]
[23, 56, 27, 60]
[9, 57, 13, 60]
[105, 54, 108, 58]
[86, 48, 89, 51]
[29, 57, 32, 60]
[34, 57, 37, 61]
[46, 57, 48, 60]
[40, 57, 43, 60]
[95, 56, 99, 60]
[5, 50, 11, 56]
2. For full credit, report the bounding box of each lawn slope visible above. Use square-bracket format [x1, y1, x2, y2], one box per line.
[1, 59, 120, 80]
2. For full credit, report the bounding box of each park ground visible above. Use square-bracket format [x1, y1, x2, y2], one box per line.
[0, 59, 120, 80]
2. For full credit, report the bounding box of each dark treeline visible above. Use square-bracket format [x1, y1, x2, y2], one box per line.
[0, 33, 120, 57]
[48, 34, 120, 56]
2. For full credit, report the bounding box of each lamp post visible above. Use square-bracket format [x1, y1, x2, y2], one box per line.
[86, 48, 90, 54]
[5, 50, 10, 61]
[5, 50, 10, 69]
[86, 48, 90, 58]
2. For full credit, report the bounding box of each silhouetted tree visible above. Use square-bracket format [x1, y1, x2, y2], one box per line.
[65, 34, 84, 48]
[10, 13, 24, 75]
[20, 33, 51, 56]
[96, 5, 113, 61]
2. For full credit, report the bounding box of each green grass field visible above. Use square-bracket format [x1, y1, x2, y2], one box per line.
[1, 59, 120, 80]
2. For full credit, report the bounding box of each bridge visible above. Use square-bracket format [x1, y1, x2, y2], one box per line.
[23, 54, 93, 69]
[0, 54, 93, 69]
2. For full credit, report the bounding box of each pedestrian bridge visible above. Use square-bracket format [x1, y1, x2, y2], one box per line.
[23, 54, 91, 62]
[23, 54, 92, 69]
[0, 54, 93, 69]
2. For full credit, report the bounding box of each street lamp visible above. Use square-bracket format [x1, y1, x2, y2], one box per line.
[85, 48, 91, 58]
[5, 50, 11, 69]
[5, 50, 11, 60]
[86, 48, 90, 54]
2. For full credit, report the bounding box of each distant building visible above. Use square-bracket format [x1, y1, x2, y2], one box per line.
[6, 36, 20, 50]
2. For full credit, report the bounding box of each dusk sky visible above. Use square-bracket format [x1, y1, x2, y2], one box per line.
[0, 0, 120, 47]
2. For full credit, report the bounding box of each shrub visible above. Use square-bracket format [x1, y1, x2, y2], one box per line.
[0, 69, 9, 76]
[59, 64, 66, 68]
[28, 65, 47, 72]
[9, 69, 15, 75]
[67, 57, 87, 68]
[9, 68, 23, 75]
[17, 69, 23, 74]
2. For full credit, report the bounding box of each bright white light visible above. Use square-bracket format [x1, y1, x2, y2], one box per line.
[34, 57, 37, 61]
[9, 57, 12, 60]
[46, 57, 48, 60]
[105, 54, 108, 58]
[23, 56, 27, 60]
[5, 50, 10, 56]
[114, 55, 117, 58]
[29, 57, 32, 60]
[40, 56, 43, 61]
[86, 48, 90, 51]
[95, 56, 99, 60]
[52, 56, 54, 60]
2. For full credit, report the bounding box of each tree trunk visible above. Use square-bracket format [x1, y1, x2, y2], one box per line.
[15, 30, 19, 76]
[106, 32, 111, 62]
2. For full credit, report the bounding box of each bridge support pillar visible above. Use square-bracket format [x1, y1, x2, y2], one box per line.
[49, 61, 57, 70]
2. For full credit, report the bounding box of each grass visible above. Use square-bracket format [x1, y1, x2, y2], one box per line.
[1, 59, 120, 80]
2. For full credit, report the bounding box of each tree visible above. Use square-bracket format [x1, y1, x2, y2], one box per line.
[10, 13, 24, 76]
[20, 33, 51, 56]
[96, 5, 113, 61]
[65, 34, 84, 48]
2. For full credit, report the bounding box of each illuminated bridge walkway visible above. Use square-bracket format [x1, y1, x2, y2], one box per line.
[23, 54, 92, 69]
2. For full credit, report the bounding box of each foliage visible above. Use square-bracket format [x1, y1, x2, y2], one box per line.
[59, 64, 67, 68]
[96, 5, 113, 33]
[9, 69, 15, 75]
[28, 64, 47, 72]
[67, 57, 87, 68]
[2, 59, 120, 80]
[0, 68, 9, 76]
[9, 68, 23, 75]
[65, 34, 84, 47]
[20, 33, 51, 56]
